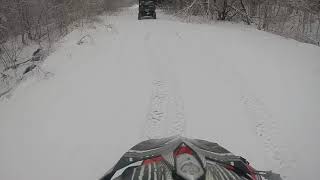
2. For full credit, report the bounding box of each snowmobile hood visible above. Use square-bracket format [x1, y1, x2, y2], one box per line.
[100, 136, 282, 180]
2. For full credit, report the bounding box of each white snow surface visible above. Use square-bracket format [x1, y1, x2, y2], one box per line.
[1, 7, 320, 180]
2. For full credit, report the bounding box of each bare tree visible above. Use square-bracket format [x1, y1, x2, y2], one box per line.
[159, 0, 320, 45]
[0, 0, 129, 70]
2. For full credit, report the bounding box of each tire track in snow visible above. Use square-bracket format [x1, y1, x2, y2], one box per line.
[228, 63, 295, 179]
[142, 30, 186, 139]
[143, 80, 169, 139]
[143, 78, 186, 140]
[241, 94, 296, 179]
[168, 95, 186, 137]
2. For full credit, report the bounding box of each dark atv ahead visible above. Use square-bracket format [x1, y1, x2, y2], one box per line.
[138, 0, 156, 20]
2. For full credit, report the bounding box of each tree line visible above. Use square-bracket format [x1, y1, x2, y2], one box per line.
[0, 0, 127, 45]
[158, 0, 320, 45]
[1, 0, 319, 71]
[0, 0, 132, 70]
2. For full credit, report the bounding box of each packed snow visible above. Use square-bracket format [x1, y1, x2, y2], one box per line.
[1, 6, 320, 180]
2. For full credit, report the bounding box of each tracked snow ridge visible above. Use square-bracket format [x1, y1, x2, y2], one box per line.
[143, 79, 186, 140]
[167, 95, 186, 137]
[228, 64, 295, 180]
[241, 94, 296, 180]
[143, 80, 170, 139]
[142, 29, 186, 140]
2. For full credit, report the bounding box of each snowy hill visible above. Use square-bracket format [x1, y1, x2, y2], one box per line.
[1, 7, 320, 180]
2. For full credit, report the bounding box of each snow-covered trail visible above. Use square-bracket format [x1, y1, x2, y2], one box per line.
[141, 20, 186, 139]
[1, 6, 320, 180]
